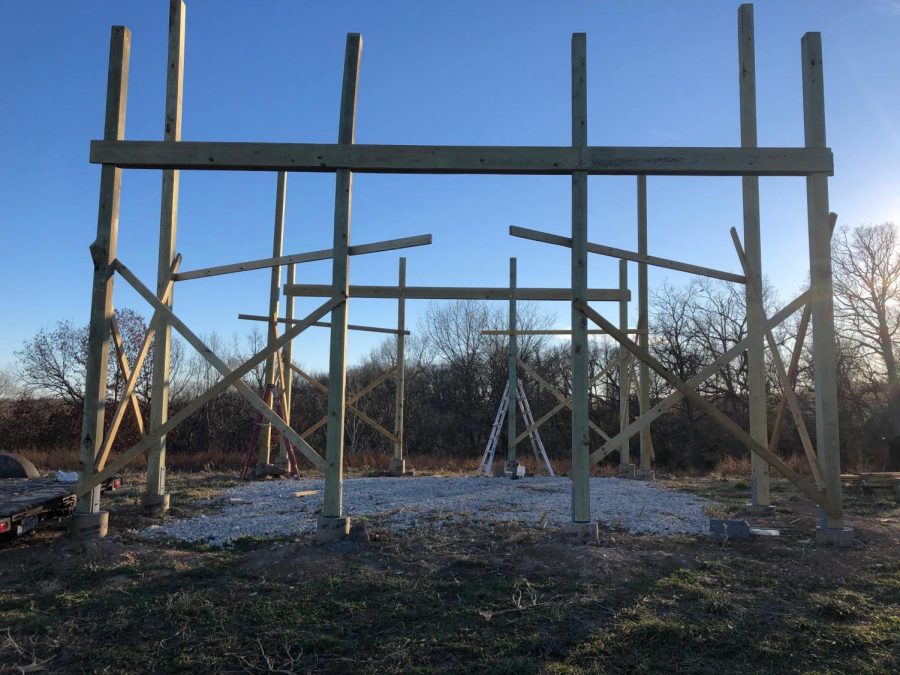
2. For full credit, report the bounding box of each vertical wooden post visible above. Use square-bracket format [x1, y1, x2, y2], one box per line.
[802, 32, 847, 537]
[147, 0, 184, 511]
[636, 175, 653, 478]
[319, 33, 361, 540]
[569, 33, 594, 535]
[390, 257, 407, 475]
[739, 4, 771, 510]
[617, 259, 633, 473]
[259, 171, 287, 466]
[283, 262, 296, 425]
[506, 257, 519, 471]
[76, 25, 130, 528]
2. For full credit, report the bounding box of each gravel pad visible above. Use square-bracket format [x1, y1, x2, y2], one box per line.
[141, 476, 712, 547]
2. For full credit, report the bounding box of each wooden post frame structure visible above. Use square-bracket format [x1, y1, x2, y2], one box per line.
[80, 2, 847, 542]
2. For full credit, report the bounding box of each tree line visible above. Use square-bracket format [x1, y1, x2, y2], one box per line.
[2, 223, 898, 473]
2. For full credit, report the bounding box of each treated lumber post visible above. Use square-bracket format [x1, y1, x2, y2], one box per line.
[568, 33, 595, 538]
[617, 259, 633, 475]
[739, 3, 771, 513]
[320, 33, 361, 541]
[390, 257, 407, 475]
[259, 171, 287, 466]
[147, 0, 185, 512]
[636, 175, 653, 478]
[283, 262, 296, 425]
[802, 32, 848, 538]
[75, 25, 130, 536]
[506, 257, 518, 472]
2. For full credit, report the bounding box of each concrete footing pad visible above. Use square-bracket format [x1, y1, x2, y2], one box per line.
[617, 464, 636, 478]
[816, 526, 856, 547]
[635, 468, 655, 481]
[709, 518, 751, 540]
[71, 511, 109, 539]
[141, 493, 171, 513]
[743, 503, 775, 517]
[316, 515, 351, 542]
[563, 521, 599, 543]
[388, 458, 406, 476]
[491, 462, 507, 478]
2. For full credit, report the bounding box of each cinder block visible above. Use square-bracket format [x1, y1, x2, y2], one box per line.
[491, 462, 506, 478]
[315, 515, 351, 542]
[635, 468, 656, 481]
[709, 518, 751, 540]
[617, 464, 636, 478]
[563, 521, 599, 543]
[71, 511, 109, 540]
[141, 493, 171, 513]
[388, 458, 406, 476]
[815, 526, 856, 547]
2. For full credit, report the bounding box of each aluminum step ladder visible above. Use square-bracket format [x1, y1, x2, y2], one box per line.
[477, 382, 510, 476]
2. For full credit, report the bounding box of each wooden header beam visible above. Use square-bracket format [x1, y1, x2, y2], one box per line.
[237, 313, 410, 335]
[90, 141, 834, 177]
[284, 284, 629, 302]
[481, 328, 646, 336]
[174, 233, 432, 281]
[510, 225, 745, 284]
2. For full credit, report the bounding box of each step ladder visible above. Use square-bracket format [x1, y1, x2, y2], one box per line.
[477, 379, 554, 477]
[239, 382, 301, 480]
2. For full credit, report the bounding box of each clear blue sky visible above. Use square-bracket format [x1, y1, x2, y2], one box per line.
[1, 1, 899, 372]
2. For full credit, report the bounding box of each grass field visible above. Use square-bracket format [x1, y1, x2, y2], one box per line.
[1, 473, 898, 673]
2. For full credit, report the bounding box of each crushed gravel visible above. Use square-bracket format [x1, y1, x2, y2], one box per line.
[141, 476, 714, 547]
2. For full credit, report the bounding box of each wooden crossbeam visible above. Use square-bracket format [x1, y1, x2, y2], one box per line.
[109, 317, 145, 437]
[292, 365, 398, 443]
[731, 227, 825, 487]
[517, 358, 612, 442]
[513, 355, 621, 446]
[285, 284, 629, 302]
[509, 226, 745, 284]
[576, 299, 839, 518]
[238, 313, 410, 336]
[112, 259, 328, 470]
[590, 290, 811, 463]
[76, 293, 340, 497]
[174, 234, 432, 281]
[90, 140, 834, 177]
[481, 328, 647, 336]
[95, 255, 181, 472]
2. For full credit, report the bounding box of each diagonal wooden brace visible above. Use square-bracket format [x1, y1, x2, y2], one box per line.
[75, 282, 341, 497]
[576, 299, 840, 518]
[110, 317, 146, 436]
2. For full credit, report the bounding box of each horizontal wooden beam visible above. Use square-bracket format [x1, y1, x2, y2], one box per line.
[90, 141, 834, 177]
[175, 234, 431, 281]
[510, 226, 745, 283]
[481, 328, 647, 336]
[285, 284, 629, 302]
[238, 313, 410, 336]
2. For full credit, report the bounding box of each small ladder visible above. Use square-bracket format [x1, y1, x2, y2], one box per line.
[477, 380, 555, 477]
[239, 383, 301, 480]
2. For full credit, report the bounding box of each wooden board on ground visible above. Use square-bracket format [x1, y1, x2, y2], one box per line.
[0, 478, 76, 521]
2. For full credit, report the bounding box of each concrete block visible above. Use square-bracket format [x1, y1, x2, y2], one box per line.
[743, 503, 775, 517]
[815, 526, 856, 547]
[71, 511, 109, 540]
[491, 462, 507, 478]
[563, 521, 599, 543]
[709, 518, 751, 540]
[141, 493, 171, 513]
[617, 463, 636, 478]
[388, 458, 407, 476]
[635, 468, 656, 481]
[316, 515, 351, 542]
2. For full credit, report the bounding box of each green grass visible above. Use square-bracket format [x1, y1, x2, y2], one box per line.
[1, 476, 898, 673]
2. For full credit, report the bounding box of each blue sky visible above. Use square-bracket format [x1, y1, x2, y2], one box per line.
[1, 1, 899, 372]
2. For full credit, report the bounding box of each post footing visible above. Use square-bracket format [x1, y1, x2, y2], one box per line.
[491, 462, 507, 478]
[815, 526, 856, 547]
[709, 518, 751, 540]
[388, 458, 414, 476]
[141, 493, 171, 513]
[635, 468, 655, 481]
[316, 515, 351, 542]
[563, 521, 599, 544]
[71, 511, 109, 540]
[617, 463, 636, 478]
[743, 503, 775, 517]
